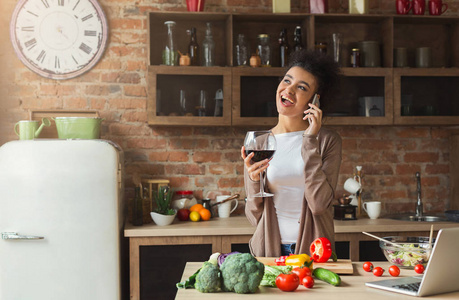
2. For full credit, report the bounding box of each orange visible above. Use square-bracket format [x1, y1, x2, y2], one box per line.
[189, 204, 204, 212]
[199, 208, 211, 221]
[189, 211, 201, 222]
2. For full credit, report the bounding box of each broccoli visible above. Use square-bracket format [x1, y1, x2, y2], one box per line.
[195, 261, 222, 293]
[220, 253, 265, 294]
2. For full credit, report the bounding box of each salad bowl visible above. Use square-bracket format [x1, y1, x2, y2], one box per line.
[380, 236, 435, 268]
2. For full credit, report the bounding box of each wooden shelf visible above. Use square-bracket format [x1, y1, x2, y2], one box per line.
[393, 68, 459, 125]
[147, 12, 459, 127]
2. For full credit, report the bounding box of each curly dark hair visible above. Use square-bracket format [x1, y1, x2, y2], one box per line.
[286, 49, 340, 106]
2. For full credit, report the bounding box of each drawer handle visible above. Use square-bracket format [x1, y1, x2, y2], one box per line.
[1, 232, 44, 240]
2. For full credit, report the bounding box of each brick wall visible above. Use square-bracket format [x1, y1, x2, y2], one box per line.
[1, 0, 458, 217]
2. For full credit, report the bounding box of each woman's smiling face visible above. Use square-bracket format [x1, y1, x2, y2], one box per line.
[276, 66, 318, 119]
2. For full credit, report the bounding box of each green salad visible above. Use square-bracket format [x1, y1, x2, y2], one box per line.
[384, 244, 430, 267]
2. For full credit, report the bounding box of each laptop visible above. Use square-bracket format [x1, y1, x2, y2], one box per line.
[365, 227, 459, 297]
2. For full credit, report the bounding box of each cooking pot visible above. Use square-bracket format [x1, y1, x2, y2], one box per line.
[54, 117, 103, 139]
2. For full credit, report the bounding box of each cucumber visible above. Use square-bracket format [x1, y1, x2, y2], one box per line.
[313, 267, 341, 286]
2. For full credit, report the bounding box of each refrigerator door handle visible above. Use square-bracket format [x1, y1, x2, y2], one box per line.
[1, 232, 44, 240]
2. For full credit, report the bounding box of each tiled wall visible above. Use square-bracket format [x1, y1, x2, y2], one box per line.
[1, 0, 458, 217]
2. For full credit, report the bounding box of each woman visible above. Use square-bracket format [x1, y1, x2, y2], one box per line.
[241, 50, 342, 257]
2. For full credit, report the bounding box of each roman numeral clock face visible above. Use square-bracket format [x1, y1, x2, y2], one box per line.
[10, 0, 108, 80]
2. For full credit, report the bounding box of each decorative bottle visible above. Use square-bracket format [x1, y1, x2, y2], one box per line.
[257, 34, 271, 67]
[162, 21, 177, 66]
[293, 26, 304, 52]
[235, 34, 248, 66]
[279, 28, 290, 67]
[132, 187, 143, 226]
[202, 23, 215, 66]
[188, 27, 199, 66]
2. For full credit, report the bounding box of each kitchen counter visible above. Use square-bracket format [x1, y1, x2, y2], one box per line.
[125, 216, 459, 300]
[125, 215, 458, 237]
[175, 261, 459, 299]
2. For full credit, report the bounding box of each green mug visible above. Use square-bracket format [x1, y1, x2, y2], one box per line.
[14, 118, 51, 140]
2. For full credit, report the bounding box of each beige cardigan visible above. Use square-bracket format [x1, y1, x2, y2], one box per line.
[244, 127, 342, 257]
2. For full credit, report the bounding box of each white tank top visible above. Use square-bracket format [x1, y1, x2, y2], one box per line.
[267, 131, 304, 244]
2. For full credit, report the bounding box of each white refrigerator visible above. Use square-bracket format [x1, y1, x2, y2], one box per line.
[0, 139, 125, 300]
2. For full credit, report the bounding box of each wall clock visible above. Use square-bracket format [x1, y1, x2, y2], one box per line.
[10, 0, 108, 80]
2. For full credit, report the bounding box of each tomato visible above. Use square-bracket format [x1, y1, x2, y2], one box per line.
[373, 266, 384, 277]
[414, 264, 425, 274]
[275, 273, 300, 292]
[301, 275, 315, 288]
[363, 261, 374, 272]
[292, 266, 312, 281]
[310, 237, 333, 263]
[389, 265, 400, 277]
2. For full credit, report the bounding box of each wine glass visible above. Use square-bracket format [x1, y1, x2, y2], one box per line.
[244, 130, 277, 197]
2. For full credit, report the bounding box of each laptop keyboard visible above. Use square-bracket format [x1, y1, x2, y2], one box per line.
[393, 282, 421, 292]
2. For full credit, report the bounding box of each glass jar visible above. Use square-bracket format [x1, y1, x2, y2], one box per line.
[174, 190, 197, 208]
[257, 34, 271, 67]
[202, 22, 215, 66]
[163, 21, 178, 66]
[236, 34, 248, 66]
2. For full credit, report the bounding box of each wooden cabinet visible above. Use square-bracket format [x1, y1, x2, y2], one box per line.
[147, 12, 459, 127]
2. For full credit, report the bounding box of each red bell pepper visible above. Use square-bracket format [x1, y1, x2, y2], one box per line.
[310, 237, 334, 263]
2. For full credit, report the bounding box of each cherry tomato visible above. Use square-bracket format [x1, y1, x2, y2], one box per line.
[389, 265, 400, 277]
[363, 261, 374, 272]
[292, 266, 312, 281]
[414, 264, 425, 274]
[301, 275, 315, 288]
[373, 266, 385, 277]
[276, 273, 300, 292]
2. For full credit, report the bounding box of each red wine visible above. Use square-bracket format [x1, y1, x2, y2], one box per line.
[245, 150, 275, 162]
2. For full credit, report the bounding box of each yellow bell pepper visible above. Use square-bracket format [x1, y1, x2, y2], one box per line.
[285, 254, 314, 271]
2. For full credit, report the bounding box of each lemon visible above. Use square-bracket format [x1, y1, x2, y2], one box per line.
[189, 211, 201, 222]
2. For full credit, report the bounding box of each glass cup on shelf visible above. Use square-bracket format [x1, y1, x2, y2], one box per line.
[244, 130, 277, 197]
[180, 90, 187, 116]
[197, 90, 207, 116]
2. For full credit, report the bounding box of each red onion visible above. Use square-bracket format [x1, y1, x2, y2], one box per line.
[217, 251, 240, 266]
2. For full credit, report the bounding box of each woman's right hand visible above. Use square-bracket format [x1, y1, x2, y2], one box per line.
[241, 146, 270, 182]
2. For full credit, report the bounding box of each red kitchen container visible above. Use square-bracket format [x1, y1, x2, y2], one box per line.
[186, 0, 205, 12]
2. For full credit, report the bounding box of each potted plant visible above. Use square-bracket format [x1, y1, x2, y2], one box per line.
[150, 186, 176, 226]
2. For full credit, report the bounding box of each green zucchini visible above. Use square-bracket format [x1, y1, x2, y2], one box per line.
[313, 267, 341, 286]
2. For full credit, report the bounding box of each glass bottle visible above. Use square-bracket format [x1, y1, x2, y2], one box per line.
[351, 48, 360, 67]
[279, 28, 290, 67]
[257, 34, 271, 67]
[235, 34, 248, 66]
[188, 27, 199, 66]
[163, 21, 177, 66]
[293, 26, 304, 52]
[202, 22, 215, 66]
[132, 187, 143, 226]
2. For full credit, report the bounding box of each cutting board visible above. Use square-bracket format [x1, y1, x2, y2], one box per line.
[257, 257, 354, 274]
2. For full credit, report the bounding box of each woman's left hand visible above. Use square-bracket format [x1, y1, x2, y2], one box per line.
[303, 102, 322, 135]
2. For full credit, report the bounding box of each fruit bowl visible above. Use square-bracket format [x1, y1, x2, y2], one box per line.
[379, 236, 434, 268]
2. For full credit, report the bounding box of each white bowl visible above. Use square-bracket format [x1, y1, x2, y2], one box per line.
[150, 211, 176, 226]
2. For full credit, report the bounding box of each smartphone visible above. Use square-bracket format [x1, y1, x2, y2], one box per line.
[311, 93, 320, 108]
[308, 94, 320, 124]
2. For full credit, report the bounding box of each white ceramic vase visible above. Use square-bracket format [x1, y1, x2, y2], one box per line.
[150, 211, 176, 226]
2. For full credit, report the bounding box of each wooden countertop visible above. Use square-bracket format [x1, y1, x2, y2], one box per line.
[124, 215, 458, 237]
[175, 261, 459, 299]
